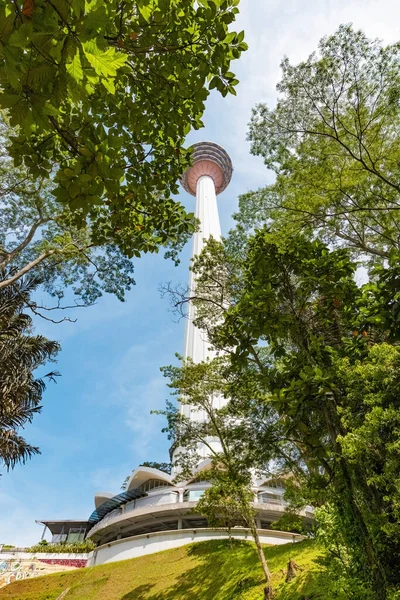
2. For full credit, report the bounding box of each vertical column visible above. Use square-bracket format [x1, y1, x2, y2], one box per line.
[183, 174, 221, 365]
[173, 142, 232, 473]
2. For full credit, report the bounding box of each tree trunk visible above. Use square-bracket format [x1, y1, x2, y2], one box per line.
[338, 459, 387, 600]
[323, 402, 388, 599]
[285, 559, 301, 582]
[250, 521, 273, 599]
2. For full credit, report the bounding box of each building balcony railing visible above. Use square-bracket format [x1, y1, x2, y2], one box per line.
[87, 488, 315, 540]
[88, 491, 180, 537]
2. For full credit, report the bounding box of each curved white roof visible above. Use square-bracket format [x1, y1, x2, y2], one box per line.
[94, 492, 115, 509]
[126, 467, 172, 492]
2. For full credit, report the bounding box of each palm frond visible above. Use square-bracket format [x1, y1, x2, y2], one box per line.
[0, 268, 59, 470]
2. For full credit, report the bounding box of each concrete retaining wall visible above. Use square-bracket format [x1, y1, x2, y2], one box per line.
[88, 528, 304, 566]
[0, 551, 89, 561]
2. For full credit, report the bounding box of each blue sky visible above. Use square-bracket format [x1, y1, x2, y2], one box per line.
[2, 0, 400, 546]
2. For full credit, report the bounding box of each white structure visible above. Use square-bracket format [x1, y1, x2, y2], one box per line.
[37, 143, 313, 562]
[173, 142, 233, 461]
[181, 141, 232, 367]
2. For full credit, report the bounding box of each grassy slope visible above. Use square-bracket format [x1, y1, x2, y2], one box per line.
[0, 539, 341, 600]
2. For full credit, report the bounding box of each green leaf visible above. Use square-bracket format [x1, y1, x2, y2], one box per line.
[138, 4, 152, 21]
[8, 29, 26, 48]
[70, 0, 85, 18]
[0, 93, 19, 108]
[0, 9, 14, 41]
[66, 50, 83, 82]
[101, 76, 115, 94]
[225, 31, 236, 44]
[209, 76, 219, 90]
[83, 42, 127, 78]
[43, 102, 60, 117]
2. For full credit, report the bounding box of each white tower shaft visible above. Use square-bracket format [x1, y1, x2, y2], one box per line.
[183, 175, 221, 364]
[174, 141, 232, 466]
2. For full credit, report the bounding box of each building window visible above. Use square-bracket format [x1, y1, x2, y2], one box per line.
[258, 492, 282, 505]
[262, 479, 286, 490]
[184, 490, 205, 502]
[67, 528, 86, 542]
[137, 479, 172, 494]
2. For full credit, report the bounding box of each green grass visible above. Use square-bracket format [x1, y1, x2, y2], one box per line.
[0, 539, 343, 600]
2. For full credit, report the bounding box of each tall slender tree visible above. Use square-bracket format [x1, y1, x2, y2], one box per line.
[236, 25, 400, 264]
[0, 270, 59, 470]
[160, 357, 274, 599]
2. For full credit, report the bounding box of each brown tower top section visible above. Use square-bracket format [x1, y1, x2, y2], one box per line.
[180, 141, 233, 196]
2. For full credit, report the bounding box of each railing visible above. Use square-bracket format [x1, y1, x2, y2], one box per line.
[88, 491, 180, 537]
[88, 490, 313, 538]
[257, 496, 287, 506]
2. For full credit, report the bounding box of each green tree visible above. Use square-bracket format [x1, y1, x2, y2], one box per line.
[0, 270, 59, 470]
[0, 0, 246, 258]
[160, 357, 274, 599]
[0, 120, 138, 317]
[180, 230, 400, 598]
[240, 25, 400, 263]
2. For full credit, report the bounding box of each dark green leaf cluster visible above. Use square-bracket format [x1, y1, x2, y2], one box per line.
[187, 229, 400, 597]
[240, 25, 400, 263]
[0, 119, 136, 309]
[0, 0, 246, 257]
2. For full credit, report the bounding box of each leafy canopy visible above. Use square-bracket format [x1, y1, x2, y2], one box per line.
[0, 0, 246, 258]
[0, 119, 136, 314]
[242, 25, 400, 262]
[185, 229, 400, 598]
[161, 355, 274, 598]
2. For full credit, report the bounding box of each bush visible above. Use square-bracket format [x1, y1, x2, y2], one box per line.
[270, 511, 307, 534]
[28, 540, 96, 553]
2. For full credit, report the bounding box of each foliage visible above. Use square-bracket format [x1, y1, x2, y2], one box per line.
[239, 25, 400, 263]
[270, 512, 306, 535]
[28, 540, 96, 553]
[0, 119, 135, 314]
[161, 356, 274, 598]
[120, 475, 130, 491]
[196, 474, 254, 537]
[182, 228, 400, 598]
[139, 461, 172, 474]
[0, 0, 246, 259]
[0, 270, 59, 470]
[0, 539, 333, 600]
